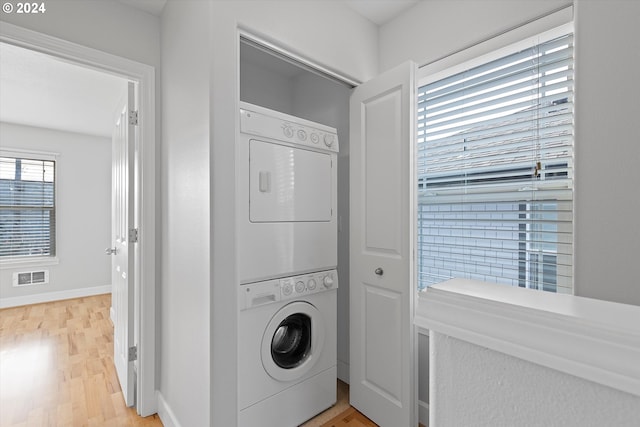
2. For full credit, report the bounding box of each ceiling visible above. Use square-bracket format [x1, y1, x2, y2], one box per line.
[0, 43, 126, 138]
[1, 1, 422, 139]
[118, 0, 421, 26]
[345, 0, 421, 25]
[117, 0, 167, 16]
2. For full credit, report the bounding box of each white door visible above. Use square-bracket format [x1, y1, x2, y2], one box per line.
[109, 82, 136, 407]
[349, 62, 416, 427]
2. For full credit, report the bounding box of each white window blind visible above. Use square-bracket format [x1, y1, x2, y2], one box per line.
[417, 31, 573, 293]
[0, 156, 56, 258]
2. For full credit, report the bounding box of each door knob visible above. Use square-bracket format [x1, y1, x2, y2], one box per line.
[105, 247, 117, 255]
[375, 267, 384, 276]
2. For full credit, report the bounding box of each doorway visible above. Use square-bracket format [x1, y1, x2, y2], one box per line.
[0, 23, 157, 416]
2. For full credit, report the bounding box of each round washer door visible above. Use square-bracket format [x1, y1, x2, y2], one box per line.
[261, 301, 325, 382]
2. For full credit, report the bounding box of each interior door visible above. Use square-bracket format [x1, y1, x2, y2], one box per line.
[349, 61, 416, 427]
[109, 81, 136, 407]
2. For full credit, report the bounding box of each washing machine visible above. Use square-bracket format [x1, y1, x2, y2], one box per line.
[238, 270, 338, 427]
[237, 102, 339, 284]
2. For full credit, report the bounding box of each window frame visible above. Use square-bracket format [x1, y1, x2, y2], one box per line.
[0, 148, 59, 267]
[416, 22, 574, 294]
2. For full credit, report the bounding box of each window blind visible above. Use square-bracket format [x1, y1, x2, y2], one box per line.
[417, 32, 573, 293]
[0, 156, 56, 258]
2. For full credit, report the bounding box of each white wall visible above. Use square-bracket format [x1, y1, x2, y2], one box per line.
[208, 2, 378, 425]
[0, 0, 160, 68]
[159, 2, 211, 426]
[379, 0, 573, 72]
[573, 0, 640, 306]
[431, 333, 640, 427]
[240, 53, 294, 114]
[0, 122, 111, 304]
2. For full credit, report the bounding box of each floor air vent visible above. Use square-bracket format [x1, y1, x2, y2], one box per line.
[13, 270, 49, 287]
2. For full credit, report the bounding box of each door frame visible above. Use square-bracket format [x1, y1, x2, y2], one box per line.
[0, 22, 157, 416]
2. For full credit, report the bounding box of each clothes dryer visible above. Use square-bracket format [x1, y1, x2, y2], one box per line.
[238, 270, 337, 426]
[238, 102, 339, 284]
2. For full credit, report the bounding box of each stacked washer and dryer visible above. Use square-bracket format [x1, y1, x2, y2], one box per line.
[237, 102, 339, 426]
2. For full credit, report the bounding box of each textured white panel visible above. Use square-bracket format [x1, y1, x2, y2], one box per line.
[431, 333, 640, 427]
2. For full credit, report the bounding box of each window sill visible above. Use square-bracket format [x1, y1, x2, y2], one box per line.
[0, 256, 60, 270]
[415, 279, 640, 397]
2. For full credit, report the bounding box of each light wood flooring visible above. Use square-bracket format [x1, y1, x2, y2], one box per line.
[0, 294, 412, 427]
[0, 294, 161, 426]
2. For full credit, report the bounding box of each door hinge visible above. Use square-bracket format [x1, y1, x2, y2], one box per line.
[129, 228, 139, 243]
[128, 346, 138, 362]
[129, 110, 139, 126]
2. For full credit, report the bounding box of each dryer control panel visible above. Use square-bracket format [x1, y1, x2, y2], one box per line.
[239, 270, 338, 311]
[240, 102, 339, 153]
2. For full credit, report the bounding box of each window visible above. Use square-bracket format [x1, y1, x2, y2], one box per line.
[0, 154, 56, 258]
[417, 29, 573, 293]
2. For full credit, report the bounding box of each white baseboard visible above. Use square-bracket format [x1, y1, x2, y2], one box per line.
[419, 399, 429, 426]
[157, 391, 182, 427]
[0, 284, 112, 308]
[337, 359, 349, 384]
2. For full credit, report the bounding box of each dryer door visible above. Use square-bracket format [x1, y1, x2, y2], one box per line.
[262, 301, 325, 382]
[250, 140, 332, 223]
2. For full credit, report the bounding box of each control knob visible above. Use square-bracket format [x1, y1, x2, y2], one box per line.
[282, 282, 293, 296]
[295, 280, 306, 294]
[307, 278, 317, 291]
[324, 134, 335, 148]
[323, 275, 334, 288]
[282, 125, 294, 138]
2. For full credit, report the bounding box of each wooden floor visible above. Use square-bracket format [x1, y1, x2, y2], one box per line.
[306, 382, 426, 427]
[0, 294, 161, 427]
[301, 380, 376, 427]
[0, 294, 417, 427]
[302, 380, 377, 427]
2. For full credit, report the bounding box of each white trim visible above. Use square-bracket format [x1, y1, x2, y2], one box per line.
[0, 256, 59, 269]
[0, 284, 111, 308]
[417, 7, 574, 85]
[416, 279, 640, 397]
[0, 22, 157, 416]
[419, 22, 574, 86]
[238, 27, 361, 88]
[156, 391, 182, 427]
[0, 147, 60, 160]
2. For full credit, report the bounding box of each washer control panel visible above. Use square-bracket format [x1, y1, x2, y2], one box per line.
[240, 269, 338, 310]
[240, 102, 339, 153]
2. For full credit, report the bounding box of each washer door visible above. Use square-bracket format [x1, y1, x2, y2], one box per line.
[261, 301, 325, 382]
